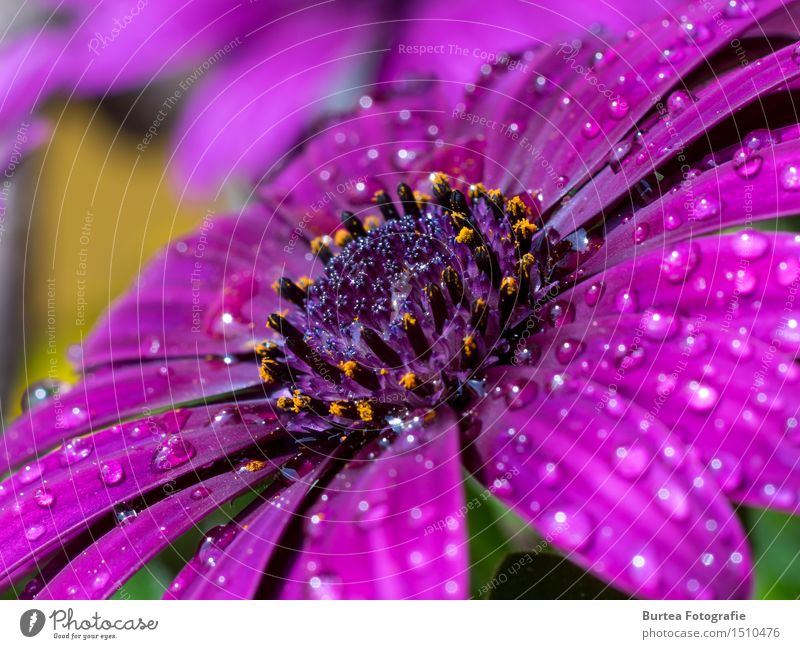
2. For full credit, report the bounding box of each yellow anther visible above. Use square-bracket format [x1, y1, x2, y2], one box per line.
[310, 237, 326, 253]
[463, 335, 477, 358]
[431, 172, 451, 195]
[512, 218, 538, 237]
[297, 276, 314, 289]
[507, 195, 532, 219]
[501, 276, 518, 294]
[334, 230, 352, 247]
[402, 313, 417, 328]
[456, 226, 475, 244]
[356, 400, 374, 422]
[399, 372, 419, 390]
[240, 460, 267, 473]
[364, 215, 380, 231]
[414, 190, 432, 205]
[329, 401, 348, 417]
[469, 182, 487, 200]
[339, 360, 358, 378]
[517, 252, 536, 277]
[276, 396, 293, 410]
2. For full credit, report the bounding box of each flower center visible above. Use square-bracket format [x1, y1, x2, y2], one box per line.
[259, 175, 553, 430]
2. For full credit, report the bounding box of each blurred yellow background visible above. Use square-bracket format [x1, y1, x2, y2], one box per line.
[12, 101, 208, 417]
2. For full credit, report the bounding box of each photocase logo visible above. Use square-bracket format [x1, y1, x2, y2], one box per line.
[20, 609, 45, 637]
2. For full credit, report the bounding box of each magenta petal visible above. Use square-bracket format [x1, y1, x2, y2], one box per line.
[475, 367, 752, 599]
[164, 455, 332, 599]
[280, 413, 468, 599]
[549, 40, 800, 234]
[3, 358, 262, 471]
[0, 403, 285, 580]
[35, 463, 281, 600]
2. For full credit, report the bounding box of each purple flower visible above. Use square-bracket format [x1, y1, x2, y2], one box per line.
[4, 0, 800, 600]
[3, 0, 675, 195]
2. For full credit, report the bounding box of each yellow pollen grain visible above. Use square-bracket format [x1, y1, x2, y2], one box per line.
[241, 460, 267, 473]
[469, 182, 487, 200]
[507, 196, 532, 218]
[456, 226, 475, 244]
[399, 372, 419, 389]
[329, 401, 348, 417]
[372, 189, 387, 203]
[334, 230, 352, 247]
[339, 360, 358, 378]
[512, 218, 538, 237]
[379, 368, 389, 375]
[431, 172, 451, 194]
[276, 396, 293, 410]
[501, 277, 518, 294]
[310, 237, 325, 253]
[402, 313, 417, 328]
[356, 400, 374, 422]
[463, 335, 477, 358]
[414, 190, 432, 205]
[258, 366, 274, 384]
[297, 276, 314, 289]
[364, 215, 380, 231]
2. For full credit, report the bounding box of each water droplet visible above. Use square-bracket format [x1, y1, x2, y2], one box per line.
[99, 460, 125, 486]
[615, 288, 639, 313]
[356, 500, 389, 531]
[681, 18, 713, 44]
[25, 524, 46, 541]
[307, 573, 343, 599]
[663, 212, 682, 230]
[60, 436, 94, 466]
[547, 300, 575, 327]
[21, 379, 63, 412]
[642, 311, 680, 341]
[90, 570, 110, 591]
[731, 231, 769, 259]
[633, 223, 650, 244]
[541, 508, 593, 550]
[581, 120, 600, 139]
[615, 445, 649, 479]
[504, 382, 538, 410]
[667, 91, 692, 115]
[691, 195, 721, 221]
[33, 487, 55, 508]
[114, 504, 138, 526]
[661, 242, 701, 283]
[18, 463, 43, 485]
[197, 524, 237, 571]
[608, 97, 629, 120]
[709, 454, 743, 493]
[584, 281, 604, 306]
[780, 164, 800, 191]
[731, 148, 763, 178]
[556, 339, 585, 364]
[656, 483, 690, 520]
[686, 381, 718, 412]
[190, 486, 212, 500]
[609, 141, 632, 170]
[151, 436, 196, 472]
[723, 0, 754, 17]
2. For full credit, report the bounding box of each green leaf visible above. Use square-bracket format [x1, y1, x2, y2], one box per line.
[485, 552, 630, 599]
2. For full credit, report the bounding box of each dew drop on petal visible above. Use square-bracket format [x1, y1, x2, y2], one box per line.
[615, 288, 639, 313]
[779, 164, 800, 191]
[151, 436, 196, 472]
[614, 445, 650, 479]
[547, 300, 575, 327]
[691, 195, 721, 221]
[556, 339, 585, 364]
[307, 573, 343, 599]
[581, 120, 600, 139]
[584, 281, 604, 306]
[663, 212, 682, 230]
[731, 231, 769, 259]
[99, 460, 125, 486]
[25, 524, 46, 541]
[18, 463, 43, 485]
[723, 0, 754, 17]
[33, 487, 55, 508]
[608, 97, 629, 120]
[541, 508, 593, 551]
[731, 148, 763, 178]
[686, 381, 718, 412]
[633, 223, 650, 244]
[60, 437, 94, 466]
[667, 91, 692, 116]
[190, 486, 212, 500]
